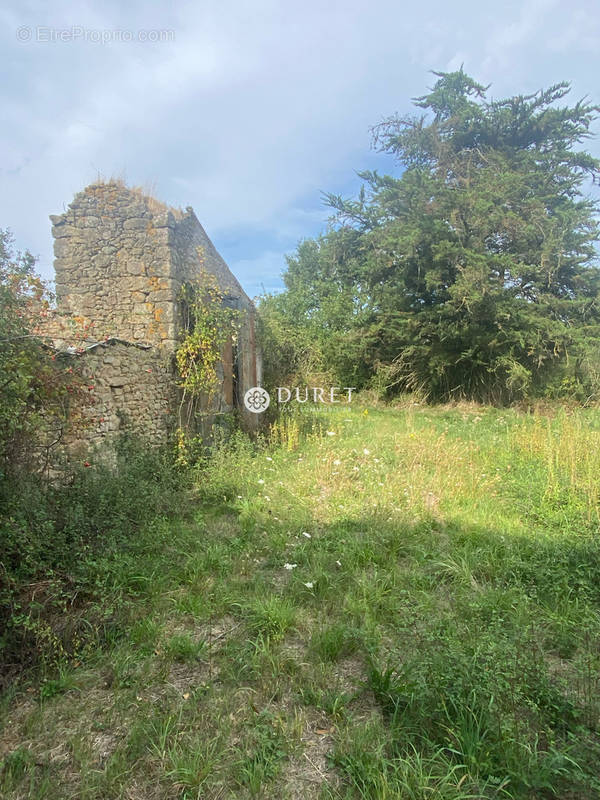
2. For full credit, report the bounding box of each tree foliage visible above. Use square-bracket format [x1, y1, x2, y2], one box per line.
[263, 70, 600, 403]
[0, 231, 78, 474]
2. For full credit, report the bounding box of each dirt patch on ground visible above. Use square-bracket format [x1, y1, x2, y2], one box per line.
[161, 613, 238, 651]
[333, 655, 365, 693]
[277, 707, 340, 799]
[166, 661, 213, 696]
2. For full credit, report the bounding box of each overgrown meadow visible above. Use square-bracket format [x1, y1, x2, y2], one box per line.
[2, 401, 600, 798]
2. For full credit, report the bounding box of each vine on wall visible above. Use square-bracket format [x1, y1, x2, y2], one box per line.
[174, 270, 241, 461]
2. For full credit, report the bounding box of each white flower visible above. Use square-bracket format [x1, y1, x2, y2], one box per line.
[237, 495, 243, 499]
[326, 431, 336, 436]
[266, 456, 273, 461]
[335, 560, 342, 567]
[303, 582, 314, 589]
[333, 459, 341, 466]
[258, 479, 265, 484]
[363, 448, 370, 455]
[302, 531, 311, 539]
[264, 495, 271, 501]
[284, 563, 298, 570]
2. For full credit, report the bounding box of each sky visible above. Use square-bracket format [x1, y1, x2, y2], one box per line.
[2, 0, 599, 299]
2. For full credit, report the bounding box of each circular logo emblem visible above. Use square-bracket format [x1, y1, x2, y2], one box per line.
[244, 387, 270, 414]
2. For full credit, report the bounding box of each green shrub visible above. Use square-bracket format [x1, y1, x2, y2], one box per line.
[0, 434, 188, 676]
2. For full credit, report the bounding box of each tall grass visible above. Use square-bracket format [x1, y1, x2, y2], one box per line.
[0, 435, 188, 678]
[2, 402, 600, 798]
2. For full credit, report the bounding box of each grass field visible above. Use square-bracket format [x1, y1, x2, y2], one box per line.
[2, 402, 600, 799]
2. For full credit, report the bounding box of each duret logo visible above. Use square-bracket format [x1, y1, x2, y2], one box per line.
[244, 387, 271, 413]
[243, 386, 355, 413]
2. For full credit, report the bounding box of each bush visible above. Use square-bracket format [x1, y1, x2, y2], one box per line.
[0, 435, 188, 677]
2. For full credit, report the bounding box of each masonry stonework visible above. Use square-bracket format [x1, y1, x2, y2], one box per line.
[44, 181, 261, 456]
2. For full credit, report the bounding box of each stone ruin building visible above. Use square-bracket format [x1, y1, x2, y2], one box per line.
[42, 180, 261, 458]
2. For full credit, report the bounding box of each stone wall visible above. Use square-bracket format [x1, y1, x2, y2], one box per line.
[43, 180, 262, 458]
[51, 182, 257, 355]
[59, 339, 176, 457]
[52, 183, 179, 348]
[168, 205, 259, 400]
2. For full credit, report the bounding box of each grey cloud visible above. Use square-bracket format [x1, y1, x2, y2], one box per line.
[1, 0, 598, 293]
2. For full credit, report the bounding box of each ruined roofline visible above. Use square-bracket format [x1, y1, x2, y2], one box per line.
[174, 204, 251, 304]
[51, 179, 254, 307]
[71, 177, 186, 218]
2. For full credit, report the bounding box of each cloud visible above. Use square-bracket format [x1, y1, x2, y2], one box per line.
[0, 0, 598, 295]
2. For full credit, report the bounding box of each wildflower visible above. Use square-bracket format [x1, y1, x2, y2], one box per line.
[84, 461, 91, 467]
[326, 431, 336, 436]
[302, 531, 311, 539]
[333, 459, 341, 465]
[303, 582, 314, 589]
[266, 456, 273, 461]
[264, 495, 271, 501]
[363, 448, 370, 455]
[237, 495, 243, 499]
[284, 563, 297, 570]
[335, 560, 342, 567]
[258, 479, 265, 484]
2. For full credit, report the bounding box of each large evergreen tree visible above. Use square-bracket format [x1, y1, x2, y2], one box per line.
[264, 70, 600, 402]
